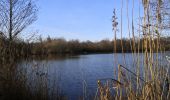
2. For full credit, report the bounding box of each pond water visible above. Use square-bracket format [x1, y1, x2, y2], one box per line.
[18, 53, 168, 100]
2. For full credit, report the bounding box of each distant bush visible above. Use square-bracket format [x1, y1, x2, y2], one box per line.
[30, 36, 170, 55]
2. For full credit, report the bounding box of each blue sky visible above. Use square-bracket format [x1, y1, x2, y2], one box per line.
[25, 0, 143, 41]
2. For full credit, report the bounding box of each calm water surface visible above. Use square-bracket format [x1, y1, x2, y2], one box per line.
[18, 53, 168, 100]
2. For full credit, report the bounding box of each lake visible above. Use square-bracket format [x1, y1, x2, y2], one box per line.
[18, 53, 168, 100]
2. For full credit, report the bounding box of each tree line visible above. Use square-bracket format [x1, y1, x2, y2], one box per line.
[1, 31, 170, 57]
[29, 36, 170, 55]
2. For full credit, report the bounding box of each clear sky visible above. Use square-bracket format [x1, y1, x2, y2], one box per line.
[25, 0, 143, 42]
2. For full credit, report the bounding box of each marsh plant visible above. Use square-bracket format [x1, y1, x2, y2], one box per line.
[96, 0, 170, 100]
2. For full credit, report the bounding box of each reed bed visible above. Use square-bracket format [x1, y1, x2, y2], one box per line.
[96, 0, 170, 100]
[0, 40, 66, 100]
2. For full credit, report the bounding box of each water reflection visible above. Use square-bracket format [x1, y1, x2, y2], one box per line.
[17, 53, 168, 100]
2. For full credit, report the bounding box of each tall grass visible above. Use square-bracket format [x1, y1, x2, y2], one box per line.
[96, 0, 170, 100]
[0, 39, 66, 100]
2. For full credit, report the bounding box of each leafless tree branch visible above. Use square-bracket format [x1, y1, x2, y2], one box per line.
[0, 0, 38, 41]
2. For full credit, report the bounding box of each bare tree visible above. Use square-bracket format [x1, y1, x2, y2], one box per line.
[0, 0, 38, 41]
